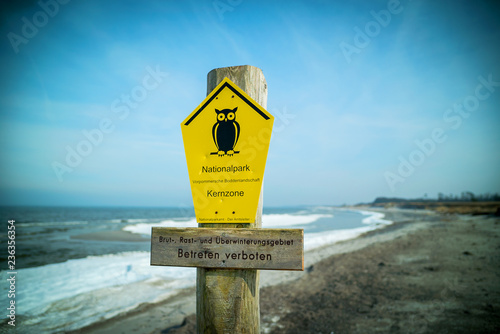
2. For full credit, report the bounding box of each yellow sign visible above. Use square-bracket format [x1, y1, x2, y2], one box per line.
[181, 78, 274, 224]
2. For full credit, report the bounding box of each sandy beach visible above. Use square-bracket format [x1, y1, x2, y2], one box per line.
[73, 209, 500, 333]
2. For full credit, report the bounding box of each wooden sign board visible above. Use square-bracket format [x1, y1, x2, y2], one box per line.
[151, 227, 303, 271]
[181, 78, 274, 224]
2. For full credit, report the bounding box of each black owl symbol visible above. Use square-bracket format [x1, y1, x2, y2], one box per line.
[211, 107, 240, 156]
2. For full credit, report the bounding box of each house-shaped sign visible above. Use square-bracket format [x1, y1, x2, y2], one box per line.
[181, 78, 274, 223]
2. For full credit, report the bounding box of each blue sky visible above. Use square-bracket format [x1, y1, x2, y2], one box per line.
[1, 0, 499, 207]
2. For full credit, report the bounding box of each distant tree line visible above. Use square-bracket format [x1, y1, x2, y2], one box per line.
[436, 192, 500, 202]
[373, 192, 500, 204]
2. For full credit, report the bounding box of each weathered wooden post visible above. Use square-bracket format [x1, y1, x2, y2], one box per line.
[150, 65, 303, 334]
[197, 65, 266, 333]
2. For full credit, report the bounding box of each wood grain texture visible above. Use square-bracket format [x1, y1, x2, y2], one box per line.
[197, 65, 267, 333]
[151, 228, 304, 270]
[207, 65, 267, 109]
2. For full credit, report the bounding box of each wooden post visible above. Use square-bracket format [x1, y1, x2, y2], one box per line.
[197, 65, 267, 333]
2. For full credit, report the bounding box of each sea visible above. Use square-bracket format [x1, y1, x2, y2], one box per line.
[0, 206, 391, 333]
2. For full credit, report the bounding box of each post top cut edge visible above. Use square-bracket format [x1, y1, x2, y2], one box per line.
[182, 77, 273, 126]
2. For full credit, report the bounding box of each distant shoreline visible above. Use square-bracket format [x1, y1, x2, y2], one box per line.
[353, 200, 500, 216]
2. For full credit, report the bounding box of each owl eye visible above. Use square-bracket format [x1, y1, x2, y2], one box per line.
[217, 113, 225, 121]
[227, 112, 235, 120]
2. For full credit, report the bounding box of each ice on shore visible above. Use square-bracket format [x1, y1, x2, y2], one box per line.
[1, 209, 390, 332]
[0, 251, 195, 332]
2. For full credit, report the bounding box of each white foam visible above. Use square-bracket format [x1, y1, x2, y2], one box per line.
[108, 219, 126, 223]
[124, 218, 151, 223]
[262, 213, 332, 227]
[123, 218, 198, 236]
[359, 210, 392, 225]
[18, 221, 89, 227]
[123, 214, 330, 235]
[305, 225, 376, 251]
[303, 210, 392, 251]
